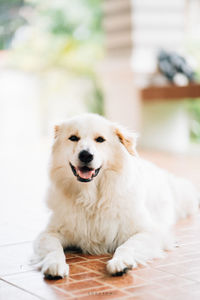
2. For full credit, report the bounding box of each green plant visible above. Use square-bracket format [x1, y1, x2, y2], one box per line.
[86, 76, 104, 116]
[0, 0, 27, 49]
[187, 99, 200, 142]
[8, 0, 104, 114]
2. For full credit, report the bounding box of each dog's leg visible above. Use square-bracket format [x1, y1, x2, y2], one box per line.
[32, 231, 69, 278]
[107, 230, 172, 276]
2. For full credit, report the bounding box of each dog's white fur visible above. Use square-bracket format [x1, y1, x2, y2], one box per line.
[33, 113, 199, 277]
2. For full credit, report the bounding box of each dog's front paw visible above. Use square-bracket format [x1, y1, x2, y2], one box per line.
[41, 252, 69, 279]
[107, 257, 136, 276]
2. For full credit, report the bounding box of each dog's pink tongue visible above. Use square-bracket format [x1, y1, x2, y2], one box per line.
[77, 169, 95, 179]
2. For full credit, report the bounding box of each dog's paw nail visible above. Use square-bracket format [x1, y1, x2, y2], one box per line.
[42, 257, 69, 279]
[107, 258, 134, 275]
[112, 267, 129, 276]
[44, 274, 63, 280]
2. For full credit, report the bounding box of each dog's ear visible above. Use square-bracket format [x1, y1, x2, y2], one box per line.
[54, 125, 60, 139]
[115, 126, 138, 156]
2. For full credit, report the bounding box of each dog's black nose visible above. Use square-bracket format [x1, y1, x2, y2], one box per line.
[79, 150, 93, 163]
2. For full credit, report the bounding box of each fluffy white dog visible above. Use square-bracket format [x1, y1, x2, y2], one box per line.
[33, 113, 199, 278]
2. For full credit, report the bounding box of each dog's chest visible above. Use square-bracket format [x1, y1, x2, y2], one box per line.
[60, 197, 132, 254]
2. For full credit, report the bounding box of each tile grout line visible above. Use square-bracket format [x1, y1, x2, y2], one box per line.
[150, 256, 200, 269]
[54, 274, 134, 297]
[69, 273, 102, 282]
[70, 260, 106, 275]
[157, 269, 200, 284]
[0, 240, 32, 247]
[54, 285, 116, 299]
[51, 285, 75, 298]
[1, 212, 200, 299]
[53, 280, 111, 298]
[1, 269, 36, 278]
[57, 261, 168, 297]
[55, 284, 129, 300]
[140, 267, 198, 284]
[84, 274, 147, 297]
[0, 278, 45, 300]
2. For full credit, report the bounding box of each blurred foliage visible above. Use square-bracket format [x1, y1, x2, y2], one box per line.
[2, 0, 104, 115]
[0, 0, 27, 49]
[187, 99, 200, 142]
[86, 77, 104, 115]
[186, 40, 200, 142]
[186, 40, 200, 82]
[10, 0, 103, 72]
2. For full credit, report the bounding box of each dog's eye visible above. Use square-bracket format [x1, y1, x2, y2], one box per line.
[69, 135, 80, 142]
[95, 136, 105, 143]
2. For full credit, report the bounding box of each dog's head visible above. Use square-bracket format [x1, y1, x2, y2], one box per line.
[51, 114, 138, 185]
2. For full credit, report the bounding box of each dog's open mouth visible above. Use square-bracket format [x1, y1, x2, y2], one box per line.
[70, 163, 101, 182]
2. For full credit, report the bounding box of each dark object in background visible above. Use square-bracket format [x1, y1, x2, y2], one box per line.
[158, 50, 195, 84]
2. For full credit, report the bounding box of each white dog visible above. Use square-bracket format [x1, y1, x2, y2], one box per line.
[33, 113, 199, 278]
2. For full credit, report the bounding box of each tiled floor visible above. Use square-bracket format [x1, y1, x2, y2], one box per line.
[0, 149, 200, 300]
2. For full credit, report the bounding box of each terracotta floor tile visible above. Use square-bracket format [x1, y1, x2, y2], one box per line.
[172, 294, 200, 300]
[132, 264, 150, 270]
[156, 263, 188, 275]
[64, 253, 77, 259]
[76, 289, 129, 300]
[68, 264, 88, 275]
[181, 259, 200, 271]
[78, 254, 112, 260]
[183, 271, 200, 282]
[66, 256, 87, 264]
[45, 277, 75, 285]
[131, 268, 170, 280]
[152, 274, 194, 287]
[98, 273, 148, 288]
[3, 271, 72, 299]
[55, 279, 104, 293]
[125, 283, 165, 295]
[149, 254, 183, 267]
[99, 257, 112, 263]
[48, 287, 73, 299]
[157, 259, 200, 276]
[79, 260, 107, 274]
[179, 282, 200, 293]
[125, 291, 165, 300]
[70, 271, 102, 281]
[4, 270, 73, 286]
[180, 243, 200, 252]
[151, 283, 200, 300]
[1, 151, 200, 299]
[182, 252, 200, 260]
[73, 284, 115, 296]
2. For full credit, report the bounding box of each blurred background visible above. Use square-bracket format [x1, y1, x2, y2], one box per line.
[0, 0, 200, 244]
